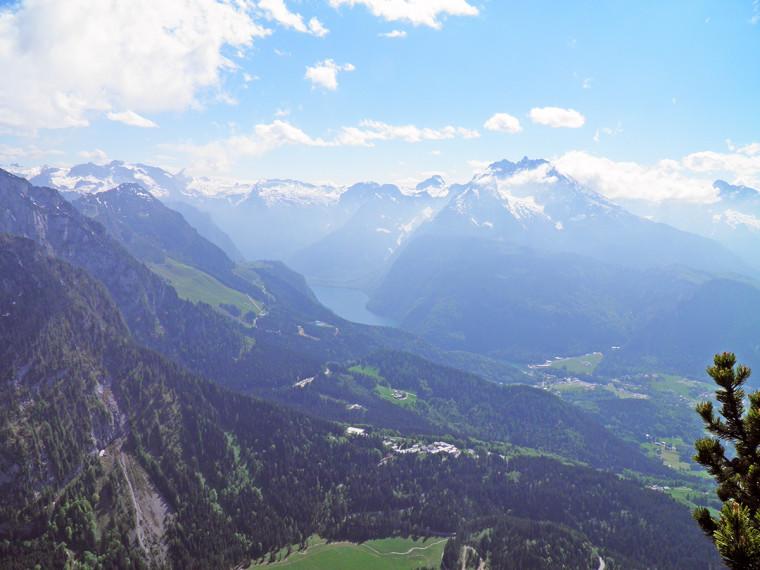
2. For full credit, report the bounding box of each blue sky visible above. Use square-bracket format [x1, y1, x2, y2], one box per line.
[1, 0, 759, 197]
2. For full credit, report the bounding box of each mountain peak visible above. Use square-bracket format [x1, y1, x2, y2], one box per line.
[108, 182, 155, 200]
[488, 157, 549, 176]
[416, 175, 446, 191]
[714, 179, 760, 201]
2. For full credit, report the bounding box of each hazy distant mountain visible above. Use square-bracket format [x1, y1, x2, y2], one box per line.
[621, 179, 760, 271]
[368, 159, 760, 372]
[13, 156, 753, 289]
[289, 180, 447, 286]
[424, 158, 747, 274]
[17, 161, 455, 284]
[370, 233, 760, 372]
[165, 199, 245, 261]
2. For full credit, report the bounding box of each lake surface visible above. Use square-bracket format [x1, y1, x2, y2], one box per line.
[311, 285, 398, 327]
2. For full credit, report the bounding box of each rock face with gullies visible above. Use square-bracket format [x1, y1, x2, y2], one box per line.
[0, 235, 130, 523]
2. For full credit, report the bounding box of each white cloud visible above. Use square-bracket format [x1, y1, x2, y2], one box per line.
[593, 123, 623, 143]
[484, 113, 522, 134]
[682, 149, 760, 186]
[258, 0, 329, 37]
[0, 143, 63, 164]
[554, 141, 760, 204]
[170, 118, 480, 173]
[0, 0, 269, 131]
[468, 159, 493, 172]
[167, 120, 330, 172]
[529, 107, 586, 128]
[494, 163, 559, 193]
[336, 119, 479, 146]
[107, 110, 158, 128]
[554, 151, 719, 203]
[717, 209, 760, 231]
[379, 29, 407, 38]
[329, 0, 478, 29]
[79, 148, 109, 163]
[305, 59, 355, 90]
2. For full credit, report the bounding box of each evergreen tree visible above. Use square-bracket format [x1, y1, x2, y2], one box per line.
[694, 352, 760, 569]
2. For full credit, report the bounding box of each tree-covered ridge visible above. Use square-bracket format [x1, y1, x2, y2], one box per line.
[0, 168, 249, 382]
[0, 235, 719, 569]
[73, 185, 268, 308]
[275, 351, 667, 475]
[441, 515, 598, 569]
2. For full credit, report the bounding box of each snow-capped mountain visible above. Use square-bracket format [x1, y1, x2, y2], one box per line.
[421, 157, 745, 275]
[25, 161, 187, 200]
[7, 156, 752, 284]
[436, 157, 621, 237]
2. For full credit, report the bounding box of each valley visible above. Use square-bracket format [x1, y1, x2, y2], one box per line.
[1, 3, 757, 567]
[0, 166, 728, 568]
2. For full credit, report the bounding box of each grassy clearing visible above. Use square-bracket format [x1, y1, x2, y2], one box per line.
[647, 374, 711, 401]
[548, 352, 603, 375]
[642, 440, 691, 472]
[375, 385, 418, 409]
[348, 365, 383, 380]
[251, 536, 447, 569]
[149, 258, 262, 322]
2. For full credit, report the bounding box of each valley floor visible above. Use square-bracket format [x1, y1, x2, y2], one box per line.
[250, 536, 447, 570]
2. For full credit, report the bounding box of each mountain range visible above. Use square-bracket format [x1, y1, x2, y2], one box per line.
[0, 166, 723, 568]
[16, 157, 760, 377]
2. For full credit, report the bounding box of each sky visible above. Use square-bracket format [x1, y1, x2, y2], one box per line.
[0, 0, 759, 202]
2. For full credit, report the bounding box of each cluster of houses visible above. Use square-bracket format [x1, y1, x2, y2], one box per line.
[390, 389, 408, 401]
[383, 439, 462, 457]
[644, 433, 677, 451]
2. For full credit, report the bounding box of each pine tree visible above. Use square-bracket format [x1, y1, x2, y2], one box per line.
[694, 352, 760, 569]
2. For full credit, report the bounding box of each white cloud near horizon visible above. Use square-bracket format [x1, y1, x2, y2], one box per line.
[484, 113, 522, 134]
[554, 145, 760, 204]
[328, 0, 478, 29]
[337, 120, 479, 146]
[305, 59, 356, 90]
[258, 0, 329, 37]
[554, 151, 717, 203]
[79, 148, 109, 162]
[107, 110, 158, 128]
[0, 143, 63, 165]
[170, 119, 480, 173]
[529, 107, 586, 128]
[0, 0, 268, 131]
